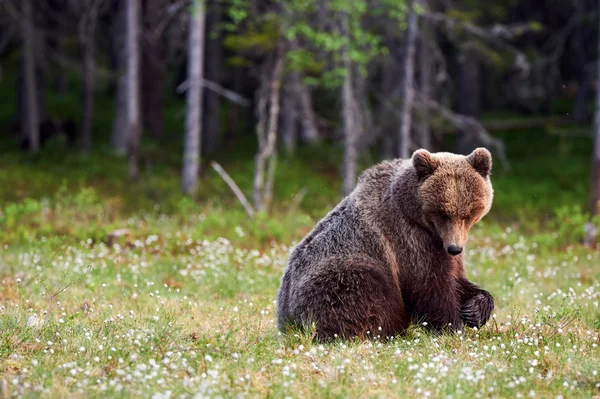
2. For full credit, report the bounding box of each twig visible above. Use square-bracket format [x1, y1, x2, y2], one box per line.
[288, 187, 308, 214]
[36, 265, 92, 331]
[210, 161, 255, 218]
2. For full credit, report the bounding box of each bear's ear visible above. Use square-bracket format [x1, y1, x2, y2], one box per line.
[467, 147, 492, 178]
[412, 149, 439, 179]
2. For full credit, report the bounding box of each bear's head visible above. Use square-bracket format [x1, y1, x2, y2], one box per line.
[411, 148, 493, 256]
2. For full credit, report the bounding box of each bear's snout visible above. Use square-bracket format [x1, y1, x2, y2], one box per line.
[447, 245, 463, 256]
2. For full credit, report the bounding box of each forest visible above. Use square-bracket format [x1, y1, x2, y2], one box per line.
[0, 0, 599, 397]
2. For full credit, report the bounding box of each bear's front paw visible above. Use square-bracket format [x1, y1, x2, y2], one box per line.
[461, 291, 494, 328]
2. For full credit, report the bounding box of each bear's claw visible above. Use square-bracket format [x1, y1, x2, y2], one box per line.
[461, 291, 494, 328]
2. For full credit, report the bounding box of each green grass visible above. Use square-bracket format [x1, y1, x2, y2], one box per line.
[0, 68, 599, 396]
[0, 198, 599, 398]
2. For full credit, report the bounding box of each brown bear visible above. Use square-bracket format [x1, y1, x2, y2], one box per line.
[276, 148, 495, 341]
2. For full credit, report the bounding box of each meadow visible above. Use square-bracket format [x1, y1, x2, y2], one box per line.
[0, 126, 599, 398]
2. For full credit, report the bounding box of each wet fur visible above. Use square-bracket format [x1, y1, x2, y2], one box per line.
[276, 148, 495, 341]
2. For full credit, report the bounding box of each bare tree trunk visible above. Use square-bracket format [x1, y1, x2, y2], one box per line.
[378, 26, 399, 159]
[253, 51, 284, 212]
[281, 77, 298, 154]
[110, 0, 128, 154]
[21, 0, 39, 152]
[80, 1, 101, 153]
[127, 0, 142, 179]
[342, 69, 359, 195]
[112, 71, 128, 153]
[355, 68, 374, 151]
[56, 38, 69, 95]
[45, 0, 67, 96]
[297, 79, 319, 145]
[181, 0, 206, 194]
[203, 1, 223, 154]
[398, 0, 418, 159]
[36, 8, 48, 124]
[416, 20, 432, 150]
[264, 154, 277, 212]
[586, 0, 600, 245]
[142, 0, 166, 140]
[225, 67, 243, 149]
[456, 45, 482, 154]
[341, 14, 360, 196]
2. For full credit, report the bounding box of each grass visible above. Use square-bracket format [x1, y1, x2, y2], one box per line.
[0, 201, 599, 398]
[0, 75, 599, 396]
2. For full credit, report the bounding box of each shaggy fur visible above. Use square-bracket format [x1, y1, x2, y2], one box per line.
[276, 148, 495, 341]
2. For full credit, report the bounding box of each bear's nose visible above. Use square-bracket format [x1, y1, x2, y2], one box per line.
[447, 245, 463, 256]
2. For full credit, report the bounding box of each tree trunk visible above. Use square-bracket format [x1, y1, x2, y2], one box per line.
[253, 51, 284, 212]
[297, 79, 319, 145]
[80, 2, 100, 154]
[398, 0, 418, 159]
[586, 0, 600, 245]
[21, 0, 39, 152]
[416, 21, 432, 150]
[181, 0, 206, 194]
[55, 38, 69, 95]
[34, 4, 47, 124]
[572, 0, 589, 122]
[456, 45, 482, 154]
[112, 73, 128, 153]
[127, 0, 142, 179]
[280, 76, 298, 153]
[573, 66, 592, 123]
[355, 69, 373, 151]
[378, 25, 398, 159]
[45, 0, 68, 95]
[342, 68, 359, 196]
[111, 0, 128, 154]
[202, 0, 223, 154]
[341, 14, 360, 196]
[142, 0, 166, 140]
[225, 67, 243, 149]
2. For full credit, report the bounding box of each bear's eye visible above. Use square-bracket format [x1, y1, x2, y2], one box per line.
[439, 213, 451, 222]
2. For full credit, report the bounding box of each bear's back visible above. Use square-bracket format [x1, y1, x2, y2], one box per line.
[289, 200, 382, 270]
[286, 159, 404, 275]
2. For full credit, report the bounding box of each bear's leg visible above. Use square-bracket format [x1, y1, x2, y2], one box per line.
[412, 281, 464, 332]
[458, 278, 494, 328]
[289, 257, 409, 341]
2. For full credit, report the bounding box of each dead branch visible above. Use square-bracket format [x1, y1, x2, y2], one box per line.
[543, 13, 595, 63]
[412, 90, 509, 169]
[425, 12, 531, 75]
[210, 161, 255, 218]
[177, 79, 250, 106]
[288, 187, 308, 214]
[45, 45, 117, 79]
[154, 0, 192, 39]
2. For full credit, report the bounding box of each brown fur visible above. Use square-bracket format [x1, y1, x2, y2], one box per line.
[276, 148, 495, 340]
